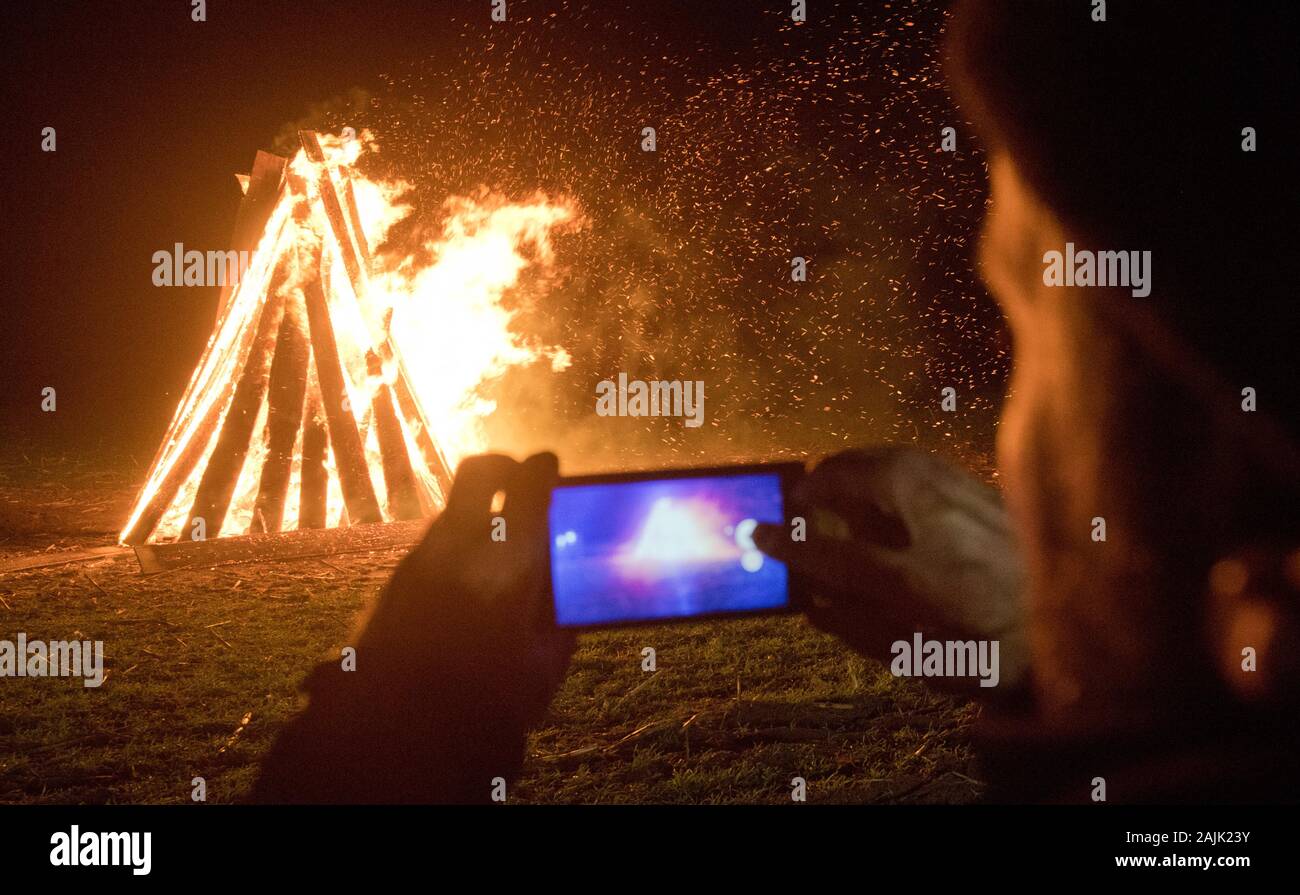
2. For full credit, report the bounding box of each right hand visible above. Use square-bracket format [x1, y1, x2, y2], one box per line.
[753, 447, 1029, 695]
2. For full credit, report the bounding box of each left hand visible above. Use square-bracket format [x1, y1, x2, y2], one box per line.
[354, 451, 576, 728]
[255, 451, 575, 803]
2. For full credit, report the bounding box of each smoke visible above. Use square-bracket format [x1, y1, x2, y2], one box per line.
[276, 0, 1007, 474]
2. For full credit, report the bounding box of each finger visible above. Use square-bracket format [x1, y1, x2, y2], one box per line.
[755, 524, 952, 629]
[753, 522, 793, 557]
[494, 453, 560, 623]
[504, 455, 571, 664]
[755, 525, 902, 601]
[442, 453, 518, 525]
[395, 453, 519, 589]
[794, 451, 912, 548]
[505, 451, 559, 545]
[758, 529, 918, 640]
[800, 446, 906, 492]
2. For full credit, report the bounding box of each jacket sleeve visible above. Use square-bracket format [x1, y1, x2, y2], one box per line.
[250, 657, 529, 804]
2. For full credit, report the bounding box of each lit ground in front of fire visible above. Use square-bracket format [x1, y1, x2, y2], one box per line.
[0, 448, 977, 805]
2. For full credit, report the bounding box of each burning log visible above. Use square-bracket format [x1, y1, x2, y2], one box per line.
[299, 131, 367, 292]
[143, 152, 288, 494]
[216, 151, 287, 322]
[249, 288, 312, 534]
[300, 130, 455, 501]
[341, 170, 371, 269]
[122, 213, 292, 545]
[301, 268, 382, 525]
[298, 380, 330, 530]
[368, 352, 422, 520]
[185, 255, 291, 537]
[391, 364, 454, 503]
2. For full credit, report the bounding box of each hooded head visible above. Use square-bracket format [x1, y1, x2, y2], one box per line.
[946, 0, 1300, 728]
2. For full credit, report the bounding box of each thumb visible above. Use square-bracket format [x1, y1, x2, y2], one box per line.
[753, 522, 793, 561]
[754, 522, 912, 609]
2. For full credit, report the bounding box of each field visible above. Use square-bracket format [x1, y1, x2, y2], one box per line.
[0, 447, 979, 805]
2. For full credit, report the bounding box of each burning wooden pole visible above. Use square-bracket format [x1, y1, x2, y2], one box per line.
[122, 211, 292, 546]
[298, 381, 330, 530]
[142, 153, 289, 494]
[217, 151, 288, 322]
[301, 264, 382, 525]
[367, 351, 422, 520]
[300, 129, 454, 501]
[184, 254, 291, 537]
[248, 288, 311, 534]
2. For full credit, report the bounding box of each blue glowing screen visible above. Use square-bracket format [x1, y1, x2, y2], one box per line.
[549, 473, 789, 626]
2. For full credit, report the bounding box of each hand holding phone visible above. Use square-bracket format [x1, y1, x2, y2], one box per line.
[752, 447, 1030, 693]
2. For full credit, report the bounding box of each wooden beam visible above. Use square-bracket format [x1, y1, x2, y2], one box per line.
[341, 168, 371, 268]
[128, 156, 289, 537]
[298, 378, 329, 530]
[249, 287, 311, 534]
[122, 214, 292, 545]
[185, 254, 291, 536]
[368, 354, 421, 520]
[298, 130, 454, 501]
[216, 151, 288, 324]
[299, 131, 366, 292]
[301, 264, 382, 525]
[391, 365, 454, 502]
[133, 518, 425, 574]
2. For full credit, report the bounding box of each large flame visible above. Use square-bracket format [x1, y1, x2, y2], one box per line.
[373, 193, 576, 462]
[121, 130, 578, 543]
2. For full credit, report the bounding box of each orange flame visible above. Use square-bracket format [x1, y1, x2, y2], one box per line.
[121, 130, 579, 543]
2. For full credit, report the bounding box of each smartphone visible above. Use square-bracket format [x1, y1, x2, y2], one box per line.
[546, 462, 805, 628]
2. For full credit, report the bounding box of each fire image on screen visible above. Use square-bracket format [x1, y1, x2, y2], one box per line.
[549, 473, 789, 626]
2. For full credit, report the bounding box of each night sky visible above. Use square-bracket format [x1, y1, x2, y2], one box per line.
[4, 0, 1003, 471]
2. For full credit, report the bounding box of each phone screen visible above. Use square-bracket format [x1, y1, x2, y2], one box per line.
[548, 470, 790, 627]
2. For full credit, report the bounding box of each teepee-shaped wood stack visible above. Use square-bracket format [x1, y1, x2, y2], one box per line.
[121, 131, 452, 546]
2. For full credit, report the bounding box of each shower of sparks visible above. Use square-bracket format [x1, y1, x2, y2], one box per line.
[318, 0, 1007, 471]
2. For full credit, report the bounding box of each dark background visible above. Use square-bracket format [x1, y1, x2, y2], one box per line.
[3, 0, 1002, 470]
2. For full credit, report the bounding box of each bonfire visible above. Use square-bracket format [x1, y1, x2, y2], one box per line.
[121, 130, 575, 551]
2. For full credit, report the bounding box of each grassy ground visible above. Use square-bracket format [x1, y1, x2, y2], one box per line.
[0, 449, 980, 804]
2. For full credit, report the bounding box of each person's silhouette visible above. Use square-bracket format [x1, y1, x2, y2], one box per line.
[256, 1, 1299, 804]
